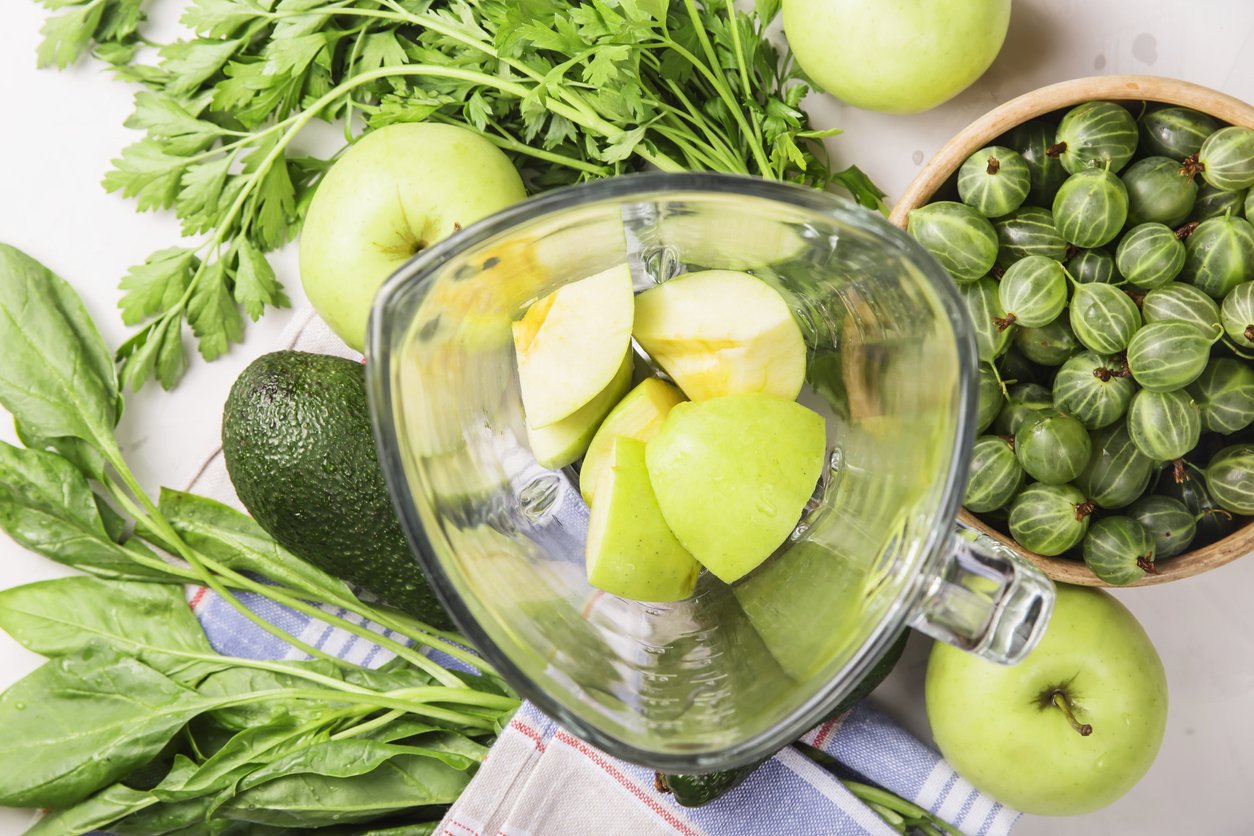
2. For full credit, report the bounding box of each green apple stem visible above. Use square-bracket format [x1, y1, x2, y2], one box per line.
[1051, 691, 1093, 736]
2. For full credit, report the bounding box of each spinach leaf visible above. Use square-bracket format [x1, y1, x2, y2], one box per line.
[0, 245, 121, 455]
[233, 740, 477, 792]
[217, 750, 475, 827]
[24, 781, 157, 836]
[153, 722, 329, 803]
[0, 578, 223, 683]
[158, 488, 353, 603]
[195, 661, 349, 730]
[0, 650, 213, 808]
[14, 416, 108, 481]
[0, 443, 173, 582]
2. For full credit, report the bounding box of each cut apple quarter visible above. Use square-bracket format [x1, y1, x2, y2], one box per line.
[585, 437, 701, 602]
[527, 350, 633, 469]
[632, 270, 806, 402]
[513, 263, 634, 428]
[579, 377, 685, 505]
[646, 393, 826, 584]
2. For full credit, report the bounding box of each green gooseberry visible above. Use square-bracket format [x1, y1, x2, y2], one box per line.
[1193, 126, 1254, 191]
[964, 435, 1025, 513]
[997, 255, 1068, 329]
[1008, 483, 1093, 555]
[1069, 282, 1142, 354]
[1054, 101, 1139, 174]
[1205, 443, 1254, 515]
[1126, 321, 1219, 392]
[959, 278, 1014, 362]
[1014, 316, 1080, 366]
[1015, 408, 1092, 484]
[1083, 516, 1157, 584]
[1052, 350, 1136, 429]
[958, 146, 1032, 217]
[993, 207, 1069, 267]
[908, 202, 999, 282]
[1139, 107, 1222, 160]
[1067, 248, 1119, 284]
[1159, 464, 1235, 542]
[1121, 156, 1198, 227]
[1181, 215, 1254, 298]
[1127, 388, 1202, 461]
[1115, 223, 1186, 289]
[976, 362, 1004, 434]
[1074, 423, 1154, 509]
[994, 382, 1053, 435]
[1220, 281, 1254, 348]
[1190, 182, 1246, 222]
[1247, 188, 1254, 219]
[1128, 495, 1196, 559]
[1053, 168, 1129, 248]
[1141, 282, 1221, 336]
[1007, 120, 1070, 206]
[1187, 358, 1254, 435]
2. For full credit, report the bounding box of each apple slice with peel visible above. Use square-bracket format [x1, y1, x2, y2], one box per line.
[585, 437, 701, 602]
[527, 351, 633, 468]
[633, 270, 806, 402]
[579, 378, 685, 504]
[513, 264, 634, 428]
[646, 393, 827, 583]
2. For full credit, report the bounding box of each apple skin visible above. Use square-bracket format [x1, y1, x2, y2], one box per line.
[585, 437, 701, 602]
[782, 0, 1011, 114]
[645, 393, 826, 583]
[580, 377, 685, 505]
[513, 263, 635, 428]
[299, 123, 526, 351]
[926, 585, 1168, 816]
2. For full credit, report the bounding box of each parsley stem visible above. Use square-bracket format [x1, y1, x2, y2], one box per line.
[429, 113, 610, 176]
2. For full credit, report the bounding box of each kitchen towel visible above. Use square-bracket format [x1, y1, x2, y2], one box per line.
[180, 308, 1020, 836]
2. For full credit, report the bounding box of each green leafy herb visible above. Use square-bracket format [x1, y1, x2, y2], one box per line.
[36, 0, 881, 388]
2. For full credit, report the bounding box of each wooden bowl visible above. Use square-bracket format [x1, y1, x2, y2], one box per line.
[890, 75, 1254, 587]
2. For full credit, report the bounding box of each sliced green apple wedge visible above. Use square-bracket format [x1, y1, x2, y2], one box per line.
[527, 350, 633, 468]
[633, 270, 806, 402]
[513, 263, 634, 428]
[646, 393, 826, 583]
[579, 378, 685, 504]
[585, 437, 701, 602]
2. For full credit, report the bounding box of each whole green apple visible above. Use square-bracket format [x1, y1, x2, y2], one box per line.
[300, 123, 526, 351]
[782, 0, 1011, 114]
[926, 585, 1167, 816]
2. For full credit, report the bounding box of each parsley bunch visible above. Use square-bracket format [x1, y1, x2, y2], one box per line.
[37, 0, 883, 389]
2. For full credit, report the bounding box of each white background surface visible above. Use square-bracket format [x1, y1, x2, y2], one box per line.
[1, 1, 1253, 834]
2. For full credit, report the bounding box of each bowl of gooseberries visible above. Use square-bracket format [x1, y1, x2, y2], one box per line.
[892, 76, 1254, 587]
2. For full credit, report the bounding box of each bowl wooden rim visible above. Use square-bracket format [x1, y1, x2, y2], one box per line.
[891, 75, 1254, 587]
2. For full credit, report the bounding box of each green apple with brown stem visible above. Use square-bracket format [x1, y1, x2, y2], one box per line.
[300, 123, 526, 351]
[926, 584, 1168, 815]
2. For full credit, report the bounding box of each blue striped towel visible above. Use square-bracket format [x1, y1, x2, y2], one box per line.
[178, 308, 1020, 836]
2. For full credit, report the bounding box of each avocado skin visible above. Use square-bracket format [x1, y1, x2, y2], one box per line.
[222, 350, 451, 628]
[660, 629, 910, 807]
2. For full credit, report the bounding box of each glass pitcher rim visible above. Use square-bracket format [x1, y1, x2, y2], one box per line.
[365, 171, 980, 769]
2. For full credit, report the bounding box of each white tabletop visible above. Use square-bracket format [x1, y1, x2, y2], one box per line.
[1, 2, 1252, 833]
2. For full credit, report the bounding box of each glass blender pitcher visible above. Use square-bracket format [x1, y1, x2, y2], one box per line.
[367, 173, 1053, 772]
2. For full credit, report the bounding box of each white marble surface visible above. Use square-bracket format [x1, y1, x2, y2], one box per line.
[1, 1, 1252, 833]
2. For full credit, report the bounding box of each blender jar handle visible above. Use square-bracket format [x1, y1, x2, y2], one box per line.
[910, 527, 1054, 665]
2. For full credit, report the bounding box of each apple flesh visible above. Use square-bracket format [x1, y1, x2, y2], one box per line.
[645, 393, 827, 583]
[579, 377, 686, 504]
[299, 123, 526, 351]
[527, 351, 633, 469]
[926, 585, 1168, 816]
[633, 270, 806, 402]
[782, 0, 1011, 114]
[585, 437, 701, 602]
[513, 263, 635, 428]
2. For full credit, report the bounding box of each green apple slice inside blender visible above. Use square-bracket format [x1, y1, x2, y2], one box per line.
[645, 393, 827, 583]
[585, 437, 701, 602]
[527, 350, 634, 468]
[580, 377, 686, 504]
[513, 263, 634, 428]
[633, 270, 806, 402]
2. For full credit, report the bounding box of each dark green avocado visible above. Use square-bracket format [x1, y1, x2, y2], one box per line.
[221, 350, 450, 628]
